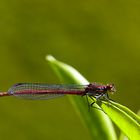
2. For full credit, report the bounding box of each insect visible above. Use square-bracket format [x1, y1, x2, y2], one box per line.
[0, 83, 116, 106]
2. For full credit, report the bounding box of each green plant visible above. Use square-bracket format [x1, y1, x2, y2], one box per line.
[46, 55, 140, 140]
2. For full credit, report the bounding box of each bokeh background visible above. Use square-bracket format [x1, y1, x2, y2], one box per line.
[0, 0, 140, 140]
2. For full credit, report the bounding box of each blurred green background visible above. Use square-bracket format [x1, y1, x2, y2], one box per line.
[0, 0, 140, 140]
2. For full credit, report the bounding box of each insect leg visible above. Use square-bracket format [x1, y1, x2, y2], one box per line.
[82, 93, 91, 111]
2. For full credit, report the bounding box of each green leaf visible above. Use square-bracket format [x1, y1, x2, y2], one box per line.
[46, 55, 117, 140]
[100, 100, 140, 140]
[119, 109, 140, 140]
[119, 132, 129, 140]
[110, 100, 140, 124]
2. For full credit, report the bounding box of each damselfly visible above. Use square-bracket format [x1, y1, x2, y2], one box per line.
[0, 83, 116, 104]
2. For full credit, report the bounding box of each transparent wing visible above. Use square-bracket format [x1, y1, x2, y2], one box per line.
[13, 92, 65, 100]
[7, 83, 86, 100]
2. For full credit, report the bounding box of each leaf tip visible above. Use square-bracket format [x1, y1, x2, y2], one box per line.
[46, 55, 56, 62]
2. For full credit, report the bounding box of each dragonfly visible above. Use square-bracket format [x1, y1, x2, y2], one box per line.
[0, 83, 116, 105]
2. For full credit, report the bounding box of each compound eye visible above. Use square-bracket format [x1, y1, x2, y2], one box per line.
[107, 84, 116, 92]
